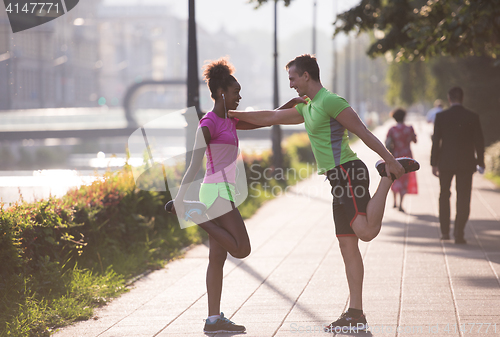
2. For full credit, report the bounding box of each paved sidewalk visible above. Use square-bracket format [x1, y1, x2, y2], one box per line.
[55, 116, 500, 336]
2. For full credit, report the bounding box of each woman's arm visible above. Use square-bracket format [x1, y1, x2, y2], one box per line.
[175, 127, 210, 205]
[229, 96, 306, 127]
[229, 107, 304, 126]
[236, 120, 265, 130]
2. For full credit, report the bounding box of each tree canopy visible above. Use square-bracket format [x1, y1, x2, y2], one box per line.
[335, 0, 500, 62]
[248, 0, 293, 8]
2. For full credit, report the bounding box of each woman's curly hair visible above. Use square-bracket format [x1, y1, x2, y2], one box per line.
[203, 57, 237, 99]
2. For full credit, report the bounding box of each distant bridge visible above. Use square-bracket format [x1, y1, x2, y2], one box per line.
[0, 79, 193, 141]
[0, 79, 303, 142]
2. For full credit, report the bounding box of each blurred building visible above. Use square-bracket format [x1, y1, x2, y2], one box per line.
[97, 4, 187, 109]
[97, 4, 262, 112]
[0, 0, 102, 110]
[0, 2, 296, 113]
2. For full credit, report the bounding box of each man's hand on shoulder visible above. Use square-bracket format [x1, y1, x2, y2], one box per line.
[277, 96, 308, 110]
[228, 109, 239, 118]
[292, 95, 308, 106]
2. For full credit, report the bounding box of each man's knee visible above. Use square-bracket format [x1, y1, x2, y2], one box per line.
[337, 236, 359, 252]
[351, 216, 379, 242]
[439, 190, 451, 199]
[439, 182, 451, 197]
[358, 233, 376, 242]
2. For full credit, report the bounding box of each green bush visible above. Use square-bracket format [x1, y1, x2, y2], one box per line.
[0, 166, 203, 336]
[284, 132, 315, 164]
[485, 141, 500, 187]
[485, 141, 500, 177]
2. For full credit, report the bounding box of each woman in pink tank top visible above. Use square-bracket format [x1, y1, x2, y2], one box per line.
[172, 58, 263, 333]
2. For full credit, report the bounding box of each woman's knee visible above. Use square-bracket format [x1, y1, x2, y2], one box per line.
[208, 238, 227, 268]
[209, 249, 228, 267]
[232, 243, 251, 259]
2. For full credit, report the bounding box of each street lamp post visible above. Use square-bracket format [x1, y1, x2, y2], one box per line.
[187, 0, 200, 115]
[185, 0, 201, 184]
[182, 0, 205, 199]
[312, 0, 317, 55]
[271, 0, 283, 172]
[332, 0, 337, 93]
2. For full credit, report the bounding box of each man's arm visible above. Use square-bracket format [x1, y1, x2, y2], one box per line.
[229, 97, 305, 126]
[431, 113, 442, 176]
[335, 107, 405, 179]
[426, 110, 433, 123]
[473, 114, 485, 168]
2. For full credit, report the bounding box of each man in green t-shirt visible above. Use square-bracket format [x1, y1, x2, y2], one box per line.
[229, 54, 419, 333]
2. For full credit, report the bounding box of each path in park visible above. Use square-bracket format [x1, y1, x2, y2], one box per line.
[55, 116, 500, 336]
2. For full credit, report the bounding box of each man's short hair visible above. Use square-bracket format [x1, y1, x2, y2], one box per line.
[286, 54, 320, 81]
[448, 86, 464, 103]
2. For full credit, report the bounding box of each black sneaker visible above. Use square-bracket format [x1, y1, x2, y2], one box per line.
[324, 312, 368, 333]
[203, 312, 246, 334]
[376, 157, 420, 180]
[164, 200, 207, 221]
[164, 200, 175, 213]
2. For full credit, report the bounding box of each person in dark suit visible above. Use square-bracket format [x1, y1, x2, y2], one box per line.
[431, 87, 485, 244]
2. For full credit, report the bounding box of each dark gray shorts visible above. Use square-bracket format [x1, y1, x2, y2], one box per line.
[326, 160, 371, 237]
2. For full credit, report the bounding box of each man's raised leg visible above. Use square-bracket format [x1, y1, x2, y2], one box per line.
[351, 176, 393, 242]
[352, 157, 420, 241]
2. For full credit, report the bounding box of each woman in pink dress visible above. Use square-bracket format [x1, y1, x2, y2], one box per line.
[386, 108, 418, 212]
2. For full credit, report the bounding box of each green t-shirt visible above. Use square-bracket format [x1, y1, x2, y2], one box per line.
[295, 88, 359, 174]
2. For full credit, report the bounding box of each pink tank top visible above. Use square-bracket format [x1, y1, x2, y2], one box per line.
[198, 111, 239, 184]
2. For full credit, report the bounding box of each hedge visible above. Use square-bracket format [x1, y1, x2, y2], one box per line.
[485, 141, 500, 176]
[485, 140, 500, 186]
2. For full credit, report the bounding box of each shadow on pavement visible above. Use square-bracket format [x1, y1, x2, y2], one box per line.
[226, 254, 329, 324]
[412, 213, 439, 224]
[477, 187, 500, 194]
[378, 217, 500, 263]
[207, 332, 246, 336]
[459, 276, 500, 289]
